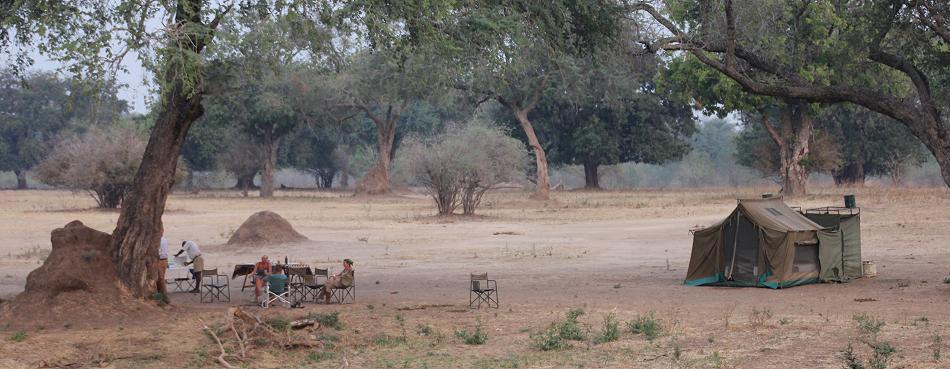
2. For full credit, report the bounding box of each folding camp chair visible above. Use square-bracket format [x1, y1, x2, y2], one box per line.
[300, 269, 328, 302]
[262, 275, 292, 308]
[469, 273, 498, 309]
[169, 275, 195, 292]
[200, 268, 231, 303]
[329, 271, 355, 304]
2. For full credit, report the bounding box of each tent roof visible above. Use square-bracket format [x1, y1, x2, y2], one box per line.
[736, 197, 824, 232]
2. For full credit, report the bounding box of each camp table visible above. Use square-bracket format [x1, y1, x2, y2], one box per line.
[232, 264, 256, 291]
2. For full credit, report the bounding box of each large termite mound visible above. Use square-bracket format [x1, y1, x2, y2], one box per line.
[0, 220, 154, 329]
[227, 211, 308, 245]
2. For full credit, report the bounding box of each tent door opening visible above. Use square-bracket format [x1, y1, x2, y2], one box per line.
[722, 211, 760, 283]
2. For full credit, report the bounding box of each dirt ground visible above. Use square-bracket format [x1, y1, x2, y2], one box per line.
[0, 187, 949, 369]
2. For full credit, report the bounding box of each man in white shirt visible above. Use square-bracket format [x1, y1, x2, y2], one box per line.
[174, 240, 204, 293]
[157, 236, 169, 296]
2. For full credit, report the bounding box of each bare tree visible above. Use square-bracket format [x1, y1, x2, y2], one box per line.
[35, 126, 147, 208]
[396, 122, 528, 215]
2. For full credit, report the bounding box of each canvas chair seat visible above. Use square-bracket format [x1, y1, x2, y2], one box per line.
[469, 273, 498, 309]
[262, 275, 292, 308]
[200, 268, 230, 303]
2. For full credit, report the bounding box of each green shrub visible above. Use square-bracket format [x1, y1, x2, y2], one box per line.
[558, 308, 586, 341]
[373, 333, 407, 346]
[628, 311, 663, 341]
[455, 321, 488, 345]
[311, 311, 342, 330]
[417, 324, 434, 337]
[594, 313, 619, 344]
[853, 314, 885, 335]
[531, 323, 568, 351]
[150, 292, 168, 305]
[8, 331, 26, 342]
[307, 351, 336, 362]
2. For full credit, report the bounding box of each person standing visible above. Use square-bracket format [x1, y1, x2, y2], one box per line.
[156, 236, 169, 296]
[174, 240, 204, 293]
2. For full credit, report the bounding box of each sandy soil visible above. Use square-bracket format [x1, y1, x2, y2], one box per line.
[0, 187, 949, 368]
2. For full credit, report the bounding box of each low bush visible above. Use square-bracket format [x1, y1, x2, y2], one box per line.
[628, 311, 663, 341]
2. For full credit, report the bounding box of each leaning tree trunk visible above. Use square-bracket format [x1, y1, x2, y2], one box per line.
[260, 130, 279, 198]
[111, 88, 204, 297]
[13, 169, 27, 189]
[110, 0, 213, 297]
[514, 109, 550, 200]
[582, 160, 600, 189]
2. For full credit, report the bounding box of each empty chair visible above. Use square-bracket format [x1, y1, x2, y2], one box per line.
[200, 268, 230, 303]
[301, 268, 329, 302]
[469, 273, 498, 309]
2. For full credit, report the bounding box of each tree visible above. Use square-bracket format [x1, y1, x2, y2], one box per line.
[214, 129, 263, 196]
[449, 1, 625, 200]
[734, 111, 842, 184]
[396, 122, 528, 215]
[34, 125, 146, 208]
[5, 0, 243, 297]
[207, 10, 328, 197]
[816, 104, 928, 185]
[632, 0, 950, 189]
[280, 125, 343, 189]
[521, 78, 695, 189]
[0, 70, 128, 189]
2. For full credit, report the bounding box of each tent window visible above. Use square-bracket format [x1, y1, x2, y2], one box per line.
[793, 244, 818, 273]
[766, 208, 783, 216]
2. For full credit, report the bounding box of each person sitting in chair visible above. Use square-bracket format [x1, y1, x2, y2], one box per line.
[263, 265, 288, 307]
[318, 259, 354, 303]
[252, 255, 272, 303]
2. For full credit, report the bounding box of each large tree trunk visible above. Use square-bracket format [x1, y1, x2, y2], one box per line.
[514, 109, 550, 200]
[14, 169, 27, 189]
[110, 0, 215, 297]
[763, 101, 811, 197]
[356, 105, 400, 196]
[834, 160, 866, 186]
[111, 90, 204, 297]
[260, 131, 279, 198]
[582, 160, 600, 189]
[234, 174, 257, 190]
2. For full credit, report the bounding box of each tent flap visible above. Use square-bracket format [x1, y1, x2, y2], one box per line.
[818, 229, 843, 282]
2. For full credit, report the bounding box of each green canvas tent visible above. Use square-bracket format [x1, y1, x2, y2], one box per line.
[685, 197, 860, 288]
[804, 208, 862, 281]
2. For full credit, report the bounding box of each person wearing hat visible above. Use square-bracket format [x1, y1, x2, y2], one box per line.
[318, 259, 354, 303]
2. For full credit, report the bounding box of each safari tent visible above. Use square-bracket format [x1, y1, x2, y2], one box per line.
[685, 197, 862, 288]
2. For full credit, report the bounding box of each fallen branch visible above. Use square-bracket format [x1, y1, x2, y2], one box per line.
[200, 319, 238, 369]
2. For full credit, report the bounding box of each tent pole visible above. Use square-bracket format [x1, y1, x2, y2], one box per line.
[727, 211, 740, 280]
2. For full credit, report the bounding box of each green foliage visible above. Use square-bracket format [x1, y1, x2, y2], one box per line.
[310, 311, 342, 330]
[307, 351, 336, 363]
[8, 331, 26, 342]
[0, 70, 128, 182]
[594, 313, 619, 344]
[628, 311, 663, 341]
[531, 324, 569, 351]
[454, 321, 488, 345]
[150, 292, 168, 306]
[853, 314, 885, 336]
[558, 308, 586, 341]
